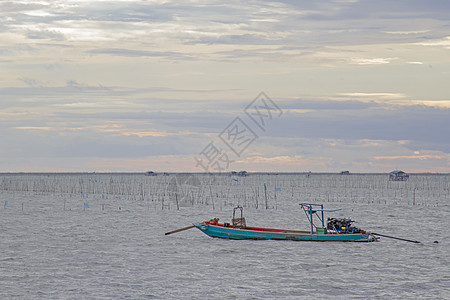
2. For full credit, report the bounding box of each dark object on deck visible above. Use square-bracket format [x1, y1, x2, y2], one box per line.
[327, 218, 361, 233]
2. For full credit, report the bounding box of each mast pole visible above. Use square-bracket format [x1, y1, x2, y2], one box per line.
[321, 204, 324, 228]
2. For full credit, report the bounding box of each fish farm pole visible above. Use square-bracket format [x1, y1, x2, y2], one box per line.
[264, 183, 268, 209]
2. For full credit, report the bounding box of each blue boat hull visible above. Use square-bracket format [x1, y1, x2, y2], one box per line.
[194, 224, 377, 242]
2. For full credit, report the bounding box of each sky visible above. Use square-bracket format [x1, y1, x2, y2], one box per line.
[1, 0, 449, 173]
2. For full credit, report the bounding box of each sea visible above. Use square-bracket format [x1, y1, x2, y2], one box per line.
[1, 173, 449, 299]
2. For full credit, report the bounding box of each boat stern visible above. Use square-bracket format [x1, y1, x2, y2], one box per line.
[366, 232, 379, 242]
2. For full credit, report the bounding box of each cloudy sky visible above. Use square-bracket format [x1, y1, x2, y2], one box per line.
[1, 0, 449, 173]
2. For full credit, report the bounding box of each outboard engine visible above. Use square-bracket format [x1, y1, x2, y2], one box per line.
[327, 218, 361, 233]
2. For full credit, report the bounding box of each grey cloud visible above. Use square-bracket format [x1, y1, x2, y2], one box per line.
[18, 77, 38, 87]
[0, 47, 13, 56]
[55, 110, 235, 133]
[26, 30, 65, 41]
[2, 0, 449, 53]
[268, 104, 450, 152]
[0, 44, 36, 57]
[277, 0, 450, 20]
[0, 2, 47, 13]
[403, 140, 449, 153]
[0, 84, 238, 107]
[0, 128, 200, 159]
[187, 34, 285, 46]
[281, 99, 379, 110]
[88, 48, 193, 60]
[0, 84, 112, 99]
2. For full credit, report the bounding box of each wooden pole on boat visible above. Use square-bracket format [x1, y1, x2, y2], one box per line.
[371, 232, 421, 244]
[165, 225, 195, 235]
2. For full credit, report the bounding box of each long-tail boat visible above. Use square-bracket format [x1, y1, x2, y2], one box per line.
[192, 203, 377, 242]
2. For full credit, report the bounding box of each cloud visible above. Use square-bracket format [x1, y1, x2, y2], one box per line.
[26, 29, 65, 41]
[268, 99, 450, 153]
[374, 154, 446, 160]
[337, 93, 406, 100]
[388, 100, 450, 109]
[414, 36, 450, 49]
[385, 30, 430, 35]
[187, 33, 286, 46]
[88, 48, 193, 60]
[350, 57, 398, 65]
[14, 126, 53, 131]
[282, 98, 379, 110]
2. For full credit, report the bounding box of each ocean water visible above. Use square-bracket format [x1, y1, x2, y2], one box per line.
[1, 174, 449, 299]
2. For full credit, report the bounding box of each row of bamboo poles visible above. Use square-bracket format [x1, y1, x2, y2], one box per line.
[1, 173, 449, 210]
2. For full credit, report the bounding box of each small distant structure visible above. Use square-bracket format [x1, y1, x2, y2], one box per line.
[389, 170, 409, 181]
[237, 170, 248, 176]
[340, 171, 350, 175]
[145, 171, 157, 176]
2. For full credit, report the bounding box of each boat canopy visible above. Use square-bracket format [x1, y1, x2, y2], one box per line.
[299, 203, 341, 212]
[300, 203, 341, 234]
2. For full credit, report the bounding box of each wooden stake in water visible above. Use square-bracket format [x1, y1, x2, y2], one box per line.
[264, 183, 268, 209]
[209, 185, 215, 210]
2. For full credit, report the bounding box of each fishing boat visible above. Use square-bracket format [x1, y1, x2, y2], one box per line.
[192, 204, 377, 242]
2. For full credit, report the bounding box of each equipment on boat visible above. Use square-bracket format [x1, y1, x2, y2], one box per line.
[326, 218, 361, 234]
[232, 205, 246, 229]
